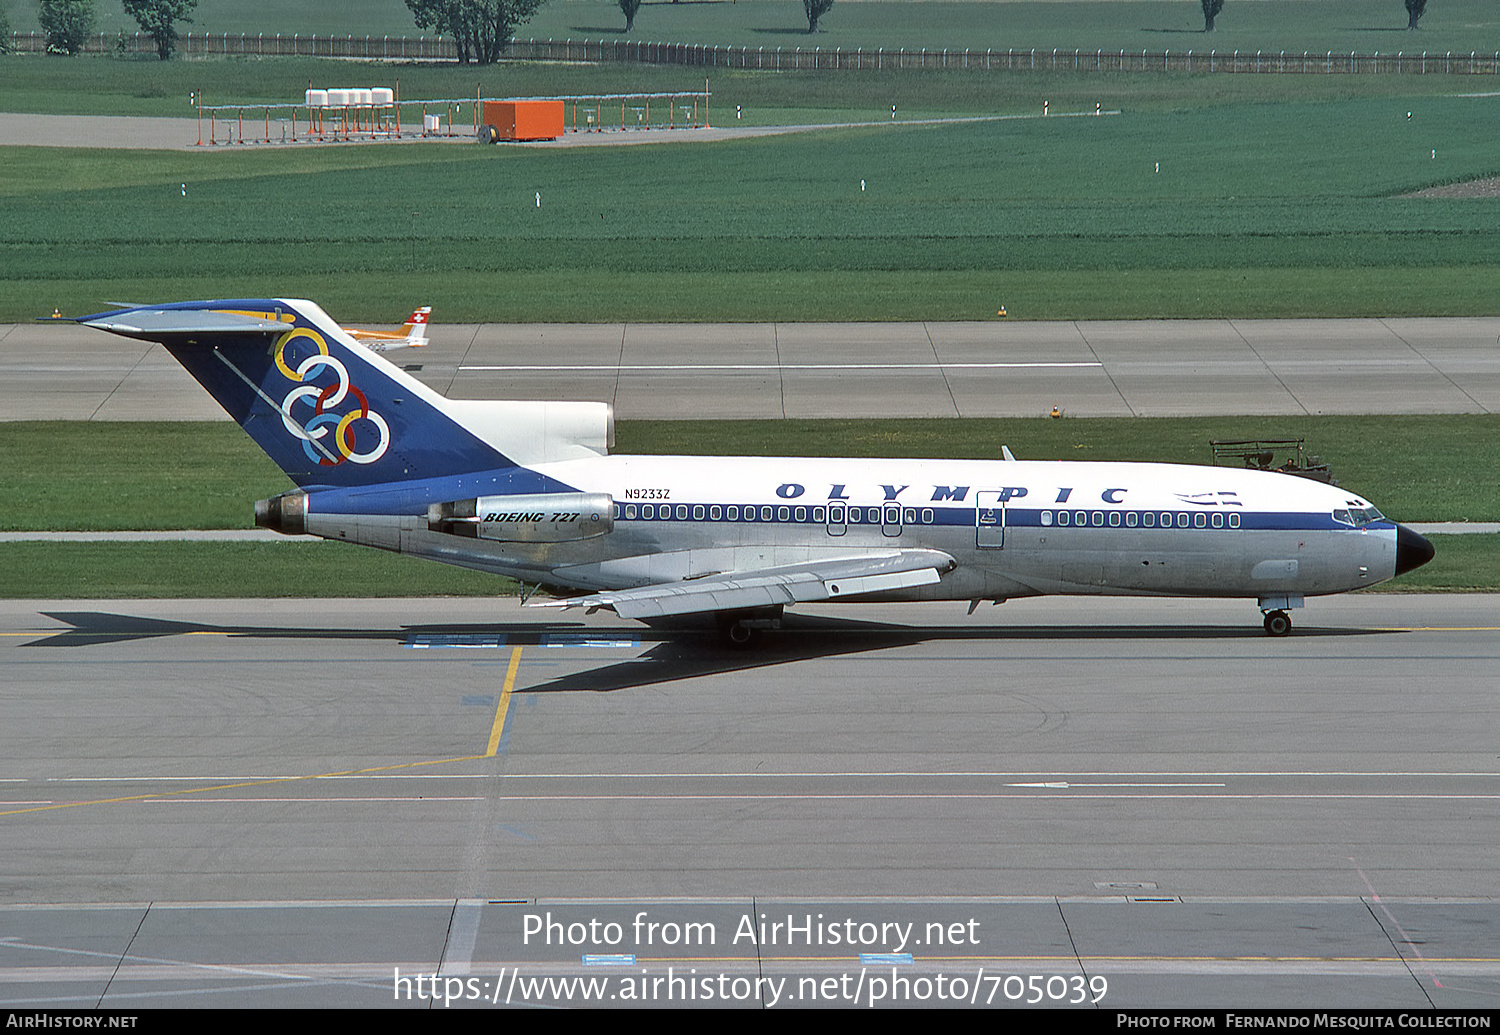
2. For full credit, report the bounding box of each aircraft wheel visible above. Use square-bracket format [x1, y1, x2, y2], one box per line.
[720, 621, 760, 650]
[1263, 610, 1292, 637]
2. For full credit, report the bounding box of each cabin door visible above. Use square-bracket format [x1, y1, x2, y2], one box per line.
[976, 491, 1006, 549]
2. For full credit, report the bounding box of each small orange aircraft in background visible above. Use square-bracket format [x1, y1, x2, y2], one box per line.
[343, 306, 430, 351]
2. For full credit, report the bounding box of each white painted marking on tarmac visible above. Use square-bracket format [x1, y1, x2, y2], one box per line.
[142, 797, 484, 803]
[417, 793, 1500, 803]
[45, 769, 1500, 781]
[463, 362, 1102, 372]
[440, 899, 485, 977]
[1009, 781, 1228, 788]
[540, 633, 640, 647]
[406, 634, 508, 648]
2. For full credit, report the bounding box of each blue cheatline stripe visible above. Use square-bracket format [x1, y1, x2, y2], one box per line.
[608, 502, 1373, 534]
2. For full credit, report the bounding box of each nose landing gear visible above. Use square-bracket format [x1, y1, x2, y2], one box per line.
[1258, 595, 1302, 638]
[1262, 610, 1293, 637]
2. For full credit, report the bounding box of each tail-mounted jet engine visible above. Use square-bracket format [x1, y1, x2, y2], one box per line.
[428, 493, 614, 543]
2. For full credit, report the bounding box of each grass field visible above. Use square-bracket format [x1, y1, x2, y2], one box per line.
[0, 51, 1479, 119]
[3, 72, 1499, 323]
[8, 1, 1500, 56]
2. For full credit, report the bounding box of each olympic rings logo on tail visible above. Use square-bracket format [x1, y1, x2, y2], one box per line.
[273, 328, 391, 466]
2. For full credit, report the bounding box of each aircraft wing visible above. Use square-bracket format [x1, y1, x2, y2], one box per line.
[531, 549, 955, 619]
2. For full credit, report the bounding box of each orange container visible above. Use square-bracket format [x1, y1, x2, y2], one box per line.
[481, 100, 564, 141]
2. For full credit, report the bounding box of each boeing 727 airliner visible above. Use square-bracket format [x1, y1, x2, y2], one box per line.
[80, 299, 1435, 644]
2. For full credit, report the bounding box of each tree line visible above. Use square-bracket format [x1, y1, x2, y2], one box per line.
[18, 0, 1436, 64]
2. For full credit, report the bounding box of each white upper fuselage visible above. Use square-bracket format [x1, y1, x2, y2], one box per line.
[314, 452, 1399, 603]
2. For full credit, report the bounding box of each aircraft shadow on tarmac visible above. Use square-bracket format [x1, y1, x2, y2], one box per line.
[32, 610, 1387, 694]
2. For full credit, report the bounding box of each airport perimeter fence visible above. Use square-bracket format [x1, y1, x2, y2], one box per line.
[8, 31, 1500, 75]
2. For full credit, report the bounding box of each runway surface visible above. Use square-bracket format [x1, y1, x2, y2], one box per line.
[5, 316, 1498, 421]
[2, 594, 1497, 1007]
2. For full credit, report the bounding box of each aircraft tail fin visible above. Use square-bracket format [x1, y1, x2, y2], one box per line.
[398, 306, 431, 346]
[79, 299, 610, 493]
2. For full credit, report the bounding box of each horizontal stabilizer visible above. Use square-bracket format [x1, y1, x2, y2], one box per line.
[79, 309, 291, 339]
[533, 549, 954, 619]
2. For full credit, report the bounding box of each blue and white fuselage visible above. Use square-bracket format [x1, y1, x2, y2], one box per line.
[81, 298, 1434, 639]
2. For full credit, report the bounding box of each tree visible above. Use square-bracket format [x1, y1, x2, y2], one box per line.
[804, 0, 832, 33]
[619, 0, 641, 32]
[404, 0, 546, 64]
[1406, 0, 1427, 30]
[1201, 0, 1224, 32]
[121, 0, 198, 60]
[38, 0, 97, 55]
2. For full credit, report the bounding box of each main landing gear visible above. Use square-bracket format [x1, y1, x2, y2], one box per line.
[715, 607, 783, 649]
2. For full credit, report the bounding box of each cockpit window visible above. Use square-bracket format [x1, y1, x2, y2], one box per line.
[1333, 506, 1385, 527]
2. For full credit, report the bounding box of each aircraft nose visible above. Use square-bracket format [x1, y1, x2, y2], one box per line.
[1394, 524, 1436, 576]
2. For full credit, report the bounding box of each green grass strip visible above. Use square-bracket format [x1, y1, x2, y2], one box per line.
[0, 541, 515, 598]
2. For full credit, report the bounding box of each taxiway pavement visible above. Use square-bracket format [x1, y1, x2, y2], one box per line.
[4, 317, 1497, 421]
[2, 595, 1497, 1007]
